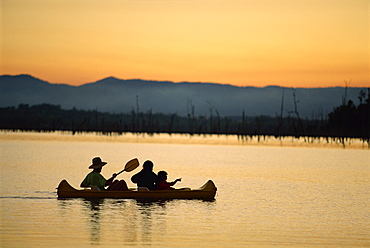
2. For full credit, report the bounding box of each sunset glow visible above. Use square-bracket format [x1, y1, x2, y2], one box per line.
[2, 0, 369, 87]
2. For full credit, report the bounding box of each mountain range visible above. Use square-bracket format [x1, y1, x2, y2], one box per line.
[0, 74, 366, 119]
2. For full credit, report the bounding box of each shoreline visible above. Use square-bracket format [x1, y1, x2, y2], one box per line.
[1, 130, 368, 150]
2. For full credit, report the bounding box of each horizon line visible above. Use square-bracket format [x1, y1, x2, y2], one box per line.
[1, 73, 368, 89]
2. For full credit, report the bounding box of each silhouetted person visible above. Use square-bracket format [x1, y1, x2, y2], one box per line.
[156, 171, 181, 190]
[80, 157, 128, 191]
[131, 160, 158, 190]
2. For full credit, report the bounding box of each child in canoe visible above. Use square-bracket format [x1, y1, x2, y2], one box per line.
[156, 171, 181, 190]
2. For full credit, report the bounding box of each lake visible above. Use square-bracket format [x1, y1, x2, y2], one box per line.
[0, 131, 369, 247]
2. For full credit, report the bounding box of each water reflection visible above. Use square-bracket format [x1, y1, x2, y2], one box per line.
[82, 198, 104, 245]
[136, 200, 162, 243]
[57, 198, 174, 246]
[131, 200, 170, 244]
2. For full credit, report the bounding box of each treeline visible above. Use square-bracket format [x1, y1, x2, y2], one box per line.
[327, 88, 370, 139]
[1, 88, 369, 144]
[0, 104, 327, 136]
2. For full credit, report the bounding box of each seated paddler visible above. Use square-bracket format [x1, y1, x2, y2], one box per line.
[80, 157, 128, 191]
[131, 160, 158, 190]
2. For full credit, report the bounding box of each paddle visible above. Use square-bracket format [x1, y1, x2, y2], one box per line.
[116, 158, 140, 176]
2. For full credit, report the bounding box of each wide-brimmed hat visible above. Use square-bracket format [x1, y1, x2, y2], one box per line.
[89, 157, 107, 169]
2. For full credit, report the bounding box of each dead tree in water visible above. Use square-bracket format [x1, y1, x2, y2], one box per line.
[238, 110, 248, 141]
[341, 80, 350, 105]
[215, 109, 221, 135]
[206, 101, 221, 135]
[187, 98, 195, 135]
[136, 95, 140, 132]
[288, 89, 305, 139]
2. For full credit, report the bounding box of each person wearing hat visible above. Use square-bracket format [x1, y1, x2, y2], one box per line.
[80, 157, 128, 191]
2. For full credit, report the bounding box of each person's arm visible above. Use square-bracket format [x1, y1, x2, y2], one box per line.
[170, 178, 182, 186]
[131, 172, 140, 183]
[105, 173, 117, 186]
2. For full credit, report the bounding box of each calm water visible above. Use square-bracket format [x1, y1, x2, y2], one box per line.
[0, 132, 369, 247]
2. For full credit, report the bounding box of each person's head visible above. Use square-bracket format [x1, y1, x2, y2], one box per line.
[157, 171, 168, 180]
[143, 160, 154, 171]
[88, 157, 107, 172]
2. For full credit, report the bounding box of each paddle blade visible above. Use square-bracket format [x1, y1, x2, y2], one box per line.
[124, 158, 140, 172]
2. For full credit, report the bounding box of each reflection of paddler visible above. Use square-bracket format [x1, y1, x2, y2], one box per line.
[131, 160, 158, 190]
[80, 157, 129, 191]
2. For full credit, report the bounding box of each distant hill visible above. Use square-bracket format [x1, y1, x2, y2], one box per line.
[0, 74, 366, 118]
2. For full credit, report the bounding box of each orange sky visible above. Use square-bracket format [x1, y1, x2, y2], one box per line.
[1, 0, 369, 87]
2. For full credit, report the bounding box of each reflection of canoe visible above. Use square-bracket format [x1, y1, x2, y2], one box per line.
[57, 180, 217, 200]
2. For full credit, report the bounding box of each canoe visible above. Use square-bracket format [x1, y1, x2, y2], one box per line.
[56, 180, 217, 200]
